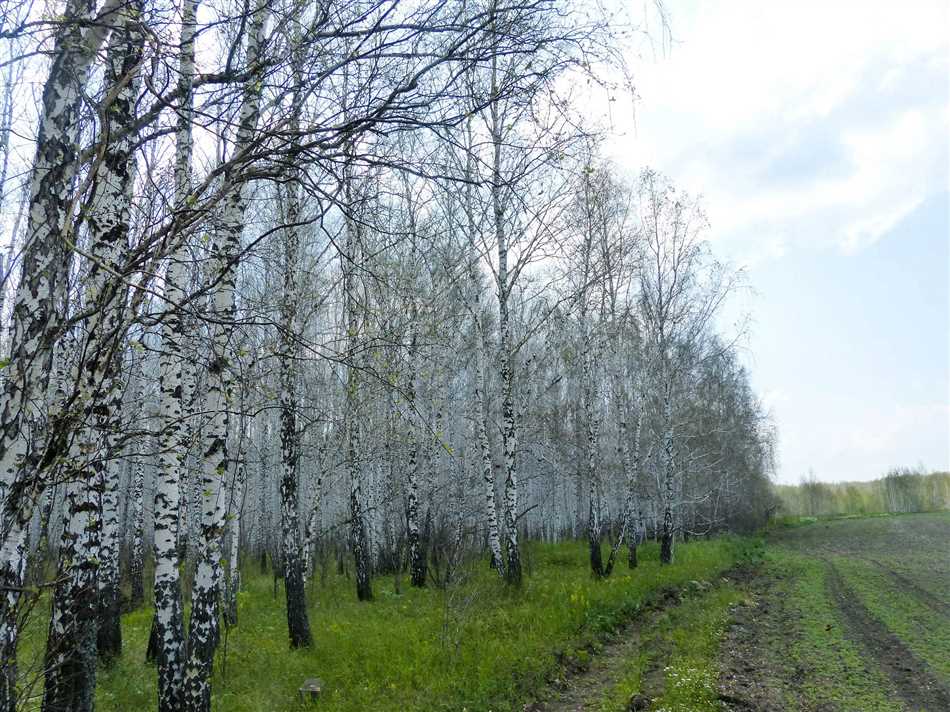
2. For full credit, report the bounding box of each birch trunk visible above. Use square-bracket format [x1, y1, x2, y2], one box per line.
[45, 2, 142, 702]
[96, 450, 123, 662]
[182, 2, 267, 708]
[462, 116, 503, 575]
[224, 430, 246, 627]
[584, 344, 604, 577]
[348, 416, 373, 601]
[474, 341, 504, 574]
[32, 484, 57, 582]
[152, 0, 199, 707]
[0, 61, 15, 221]
[498, 297, 521, 586]
[660, 384, 675, 565]
[405, 329, 426, 587]
[277, 115, 313, 645]
[88, 6, 145, 662]
[605, 393, 641, 573]
[343, 173, 373, 602]
[301, 462, 323, 584]
[0, 61, 15, 330]
[489, 54, 521, 586]
[41, 468, 100, 712]
[128, 423, 147, 609]
[257, 424, 269, 573]
[624, 401, 644, 569]
[0, 3, 120, 707]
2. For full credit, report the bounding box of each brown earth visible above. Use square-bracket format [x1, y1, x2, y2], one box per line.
[716, 565, 805, 712]
[716, 559, 950, 712]
[824, 560, 950, 712]
[529, 516, 950, 712]
[526, 587, 684, 712]
[718, 515, 950, 712]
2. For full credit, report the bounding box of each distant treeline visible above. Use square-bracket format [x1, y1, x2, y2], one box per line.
[776, 468, 950, 517]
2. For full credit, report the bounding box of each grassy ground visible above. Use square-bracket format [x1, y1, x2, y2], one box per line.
[19, 514, 946, 711]
[835, 556, 950, 679]
[16, 537, 753, 712]
[770, 511, 950, 604]
[595, 583, 745, 712]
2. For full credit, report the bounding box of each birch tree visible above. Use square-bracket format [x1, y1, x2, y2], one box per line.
[276, 56, 313, 644]
[0, 3, 787, 710]
[182, 1, 268, 708]
[152, 0, 199, 707]
[342, 164, 374, 603]
[0, 5, 121, 706]
[636, 168, 734, 565]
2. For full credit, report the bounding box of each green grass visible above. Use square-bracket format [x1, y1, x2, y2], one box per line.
[765, 548, 901, 711]
[596, 583, 744, 712]
[16, 537, 752, 712]
[835, 557, 950, 682]
[770, 514, 819, 529]
[651, 585, 743, 712]
[757, 512, 950, 711]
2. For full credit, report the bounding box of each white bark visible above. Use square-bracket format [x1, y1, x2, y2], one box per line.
[128, 417, 147, 608]
[461, 116, 503, 575]
[183, 2, 268, 707]
[0, 3, 121, 705]
[153, 1, 199, 708]
[474, 325, 503, 574]
[224, 428, 246, 626]
[42, 1, 141, 706]
[301, 459, 323, 584]
[490, 56, 521, 585]
[405, 327, 426, 586]
[276, 85, 312, 642]
[42, 466, 100, 712]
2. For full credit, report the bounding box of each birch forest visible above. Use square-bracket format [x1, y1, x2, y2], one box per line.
[0, 1, 779, 711]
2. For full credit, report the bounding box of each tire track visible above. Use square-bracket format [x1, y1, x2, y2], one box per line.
[866, 558, 950, 618]
[527, 587, 684, 712]
[717, 566, 802, 711]
[824, 559, 950, 711]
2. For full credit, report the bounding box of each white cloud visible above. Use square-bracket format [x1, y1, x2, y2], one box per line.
[598, 0, 950, 485]
[603, 0, 950, 264]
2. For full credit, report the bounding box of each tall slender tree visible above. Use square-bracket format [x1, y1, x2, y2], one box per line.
[183, 1, 268, 708]
[0, 4, 122, 706]
[276, 53, 313, 644]
[152, 1, 199, 707]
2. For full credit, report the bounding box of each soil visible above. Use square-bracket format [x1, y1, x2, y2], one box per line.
[824, 560, 950, 711]
[526, 587, 683, 712]
[866, 558, 950, 618]
[531, 560, 950, 712]
[528, 516, 950, 712]
[716, 565, 804, 712]
[717, 558, 950, 712]
[718, 514, 950, 712]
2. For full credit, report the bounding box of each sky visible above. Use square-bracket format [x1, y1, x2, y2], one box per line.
[604, 0, 950, 484]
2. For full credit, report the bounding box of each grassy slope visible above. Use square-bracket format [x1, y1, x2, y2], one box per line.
[17, 537, 752, 712]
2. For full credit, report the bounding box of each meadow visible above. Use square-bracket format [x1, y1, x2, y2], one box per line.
[16, 537, 755, 712]
[17, 514, 948, 712]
